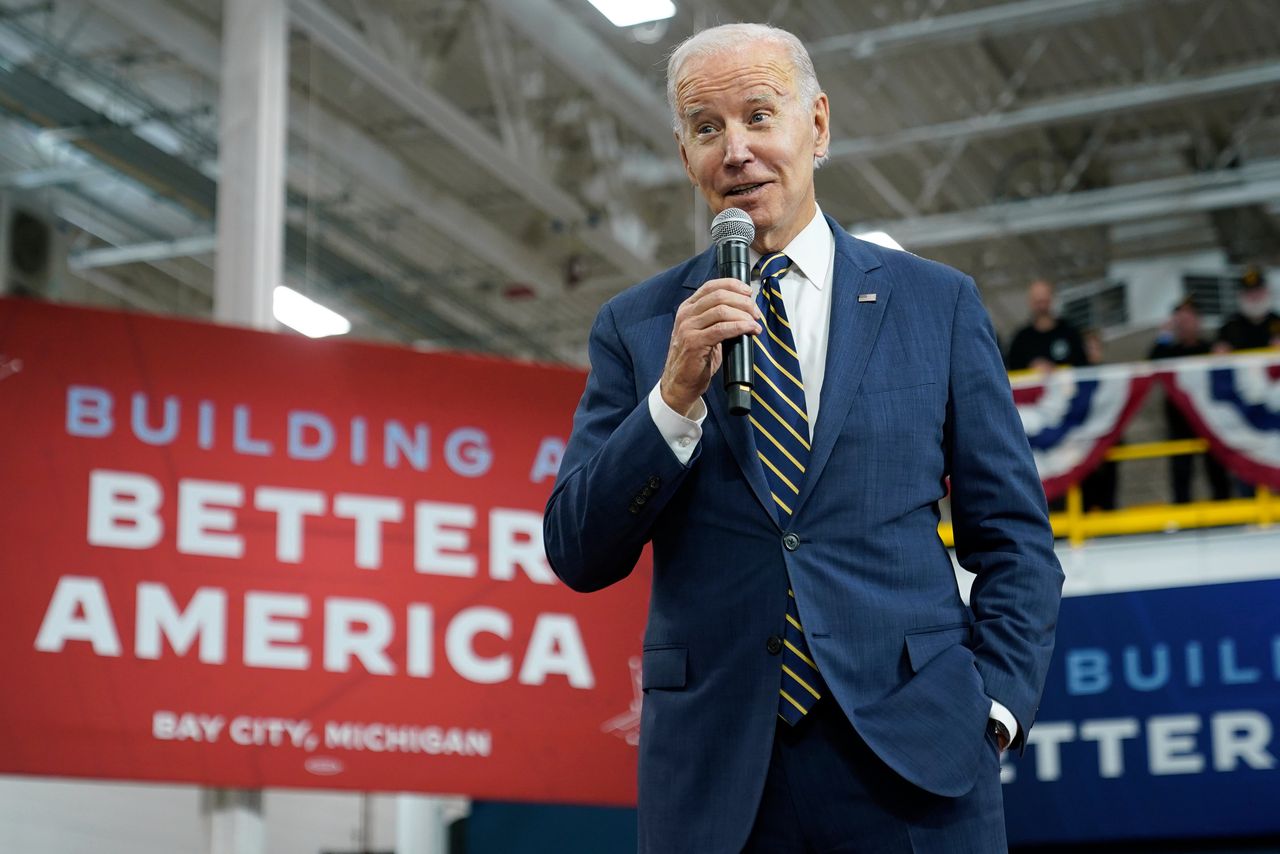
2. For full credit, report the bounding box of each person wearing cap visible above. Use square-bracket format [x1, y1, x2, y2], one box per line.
[1150, 297, 1231, 503]
[1215, 267, 1280, 352]
[545, 21, 1061, 853]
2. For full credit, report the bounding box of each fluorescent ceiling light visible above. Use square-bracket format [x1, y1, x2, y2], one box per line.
[853, 230, 905, 251]
[586, 0, 675, 27]
[273, 286, 351, 338]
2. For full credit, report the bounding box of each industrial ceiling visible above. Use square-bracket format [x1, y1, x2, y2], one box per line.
[1, 0, 1278, 362]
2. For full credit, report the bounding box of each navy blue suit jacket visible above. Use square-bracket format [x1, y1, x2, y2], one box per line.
[545, 218, 1063, 853]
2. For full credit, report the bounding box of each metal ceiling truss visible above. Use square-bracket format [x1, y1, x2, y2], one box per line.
[3, 0, 1277, 361]
[0, 163, 96, 188]
[481, 0, 668, 259]
[33, 0, 576, 358]
[89, 0, 565, 297]
[68, 232, 216, 270]
[52, 188, 215, 310]
[481, 0, 672, 152]
[807, 0, 1160, 61]
[0, 11, 499, 351]
[828, 60, 1280, 161]
[289, 0, 658, 275]
[853, 158, 1280, 248]
[470, 5, 540, 166]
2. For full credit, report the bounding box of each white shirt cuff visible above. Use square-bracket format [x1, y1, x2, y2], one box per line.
[989, 700, 1018, 744]
[648, 382, 705, 465]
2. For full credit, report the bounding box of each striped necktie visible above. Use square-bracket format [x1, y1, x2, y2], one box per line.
[749, 252, 828, 725]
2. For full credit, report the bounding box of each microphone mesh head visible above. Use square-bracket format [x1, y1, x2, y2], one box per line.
[710, 207, 755, 245]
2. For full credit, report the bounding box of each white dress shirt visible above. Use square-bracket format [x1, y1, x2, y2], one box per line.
[646, 205, 1019, 745]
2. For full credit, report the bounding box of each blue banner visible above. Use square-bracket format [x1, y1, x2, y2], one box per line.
[1003, 577, 1280, 844]
[470, 576, 1280, 848]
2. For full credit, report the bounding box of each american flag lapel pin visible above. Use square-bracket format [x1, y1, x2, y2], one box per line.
[858, 293, 877, 303]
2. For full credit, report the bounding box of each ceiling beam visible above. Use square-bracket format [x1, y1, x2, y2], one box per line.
[289, 0, 656, 275]
[828, 60, 1280, 161]
[69, 233, 216, 270]
[482, 0, 673, 151]
[808, 0, 1155, 60]
[289, 0, 580, 223]
[89, 0, 564, 294]
[288, 108, 566, 293]
[0, 164, 97, 189]
[850, 158, 1280, 248]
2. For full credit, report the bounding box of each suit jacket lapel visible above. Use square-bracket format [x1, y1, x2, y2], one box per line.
[792, 221, 887, 519]
[680, 248, 778, 526]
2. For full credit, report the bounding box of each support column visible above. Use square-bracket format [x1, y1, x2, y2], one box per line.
[207, 0, 286, 847]
[214, 0, 289, 329]
[202, 788, 265, 854]
[396, 794, 449, 854]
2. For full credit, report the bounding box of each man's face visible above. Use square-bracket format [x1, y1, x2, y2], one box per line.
[1028, 281, 1054, 318]
[674, 42, 829, 254]
[1173, 305, 1200, 341]
[1241, 287, 1272, 322]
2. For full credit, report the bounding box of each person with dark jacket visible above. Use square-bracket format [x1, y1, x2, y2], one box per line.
[1005, 279, 1088, 370]
[1006, 280, 1089, 512]
[1215, 267, 1280, 352]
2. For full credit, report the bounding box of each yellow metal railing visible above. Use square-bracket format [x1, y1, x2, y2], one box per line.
[939, 438, 1275, 548]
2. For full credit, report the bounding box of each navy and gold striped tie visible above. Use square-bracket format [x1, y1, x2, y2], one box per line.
[750, 252, 828, 725]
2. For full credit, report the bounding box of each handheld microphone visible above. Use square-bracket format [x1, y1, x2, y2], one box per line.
[710, 208, 755, 416]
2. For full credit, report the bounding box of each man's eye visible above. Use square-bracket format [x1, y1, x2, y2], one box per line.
[750, 112, 768, 123]
[696, 124, 716, 135]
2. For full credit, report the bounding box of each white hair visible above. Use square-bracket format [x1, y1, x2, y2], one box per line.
[665, 23, 829, 168]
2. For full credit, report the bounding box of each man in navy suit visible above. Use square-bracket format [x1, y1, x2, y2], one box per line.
[544, 22, 1062, 853]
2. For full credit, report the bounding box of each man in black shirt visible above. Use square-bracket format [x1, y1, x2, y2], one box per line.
[1005, 279, 1089, 370]
[1150, 297, 1230, 503]
[1215, 267, 1280, 352]
[1005, 280, 1091, 512]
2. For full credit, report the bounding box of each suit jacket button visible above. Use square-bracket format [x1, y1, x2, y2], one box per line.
[648, 475, 661, 489]
[782, 533, 800, 551]
[766, 636, 783, 655]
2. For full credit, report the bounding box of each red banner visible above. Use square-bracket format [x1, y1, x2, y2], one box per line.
[0, 298, 646, 804]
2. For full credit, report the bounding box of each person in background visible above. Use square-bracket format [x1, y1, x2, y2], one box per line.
[1005, 279, 1089, 371]
[1215, 266, 1280, 352]
[1006, 281, 1088, 512]
[1151, 297, 1230, 503]
[1082, 327, 1105, 367]
[1210, 268, 1278, 497]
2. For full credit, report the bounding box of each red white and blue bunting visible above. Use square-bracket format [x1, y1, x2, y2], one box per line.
[1159, 355, 1280, 490]
[1007, 354, 1280, 497]
[1011, 366, 1156, 500]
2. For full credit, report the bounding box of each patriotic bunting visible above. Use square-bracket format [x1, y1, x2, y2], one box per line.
[1158, 355, 1280, 489]
[1011, 365, 1156, 501]
[1003, 354, 1280, 497]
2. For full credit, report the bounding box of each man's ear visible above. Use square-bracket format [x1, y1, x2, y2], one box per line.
[812, 93, 831, 157]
